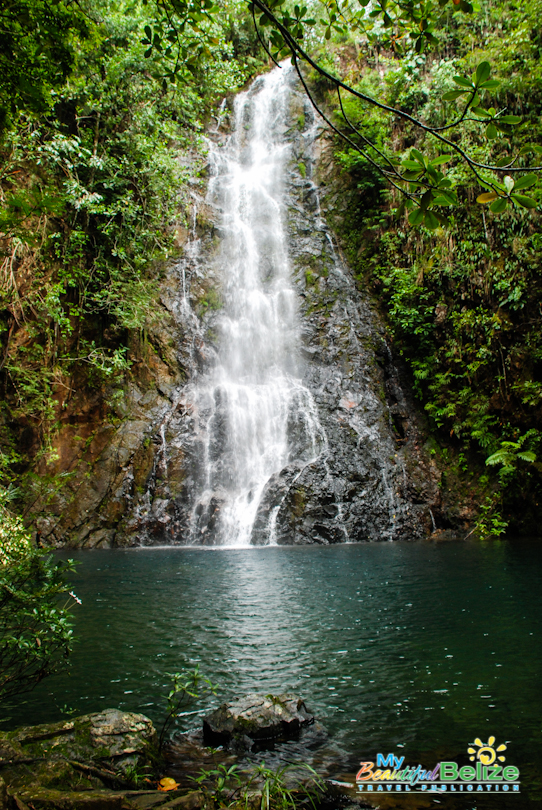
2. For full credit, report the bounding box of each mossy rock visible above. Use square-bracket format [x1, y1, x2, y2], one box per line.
[3, 710, 155, 763]
[202, 693, 314, 747]
[14, 787, 125, 809]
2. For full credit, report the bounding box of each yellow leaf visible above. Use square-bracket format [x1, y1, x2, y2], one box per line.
[158, 777, 180, 791]
[476, 192, 499, 204]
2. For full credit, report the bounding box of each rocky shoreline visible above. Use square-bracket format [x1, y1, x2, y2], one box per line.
[0, 694, 361, 810]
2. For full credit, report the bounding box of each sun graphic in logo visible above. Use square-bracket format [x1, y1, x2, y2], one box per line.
[468, 737, 507, 765]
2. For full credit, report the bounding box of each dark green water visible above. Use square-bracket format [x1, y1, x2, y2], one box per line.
[7, 541, 542, 802]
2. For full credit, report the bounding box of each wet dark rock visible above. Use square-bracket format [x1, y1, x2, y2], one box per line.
[203, 693, 314, 747]
[428, 528, 463, 542]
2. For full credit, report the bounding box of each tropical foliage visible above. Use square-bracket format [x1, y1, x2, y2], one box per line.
[321, 0, 542, 533]
[0, 0, 261, 498]
[0, 491, 77, 703]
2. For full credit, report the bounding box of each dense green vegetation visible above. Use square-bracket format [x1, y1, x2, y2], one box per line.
[0, 0, 262, 505]
[321, 0, 542, 533]
[0, 493, 75, 706]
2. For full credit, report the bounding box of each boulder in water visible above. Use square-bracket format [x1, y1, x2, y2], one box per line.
[202, 693, 314, 746]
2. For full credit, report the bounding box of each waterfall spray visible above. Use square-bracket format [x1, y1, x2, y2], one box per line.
[187, 64, 326, 546]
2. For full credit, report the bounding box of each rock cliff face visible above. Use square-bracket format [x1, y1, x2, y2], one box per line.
[32, 67, 445, 548]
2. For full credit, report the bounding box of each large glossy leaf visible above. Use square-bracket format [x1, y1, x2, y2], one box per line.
[453, 76, 474, 88]
[408, 208, 425, 226]
[424, 211, 440, 229]
[499, 115, 522, 125]
[471, 106, 491, 118]
[442, 90, 466, 100]
[475, 61, 490, 84]
[513, 174, 537, 191]
[430, 154, 454, 166]
[402, 159, 425, 170]
[513, 194, 538, 209]
[410, 148, 425, 164]
[479, 78, 500, 89]
[490, 197, 508, 213]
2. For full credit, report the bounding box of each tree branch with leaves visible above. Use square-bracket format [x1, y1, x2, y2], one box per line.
[243, 0, 542, 228]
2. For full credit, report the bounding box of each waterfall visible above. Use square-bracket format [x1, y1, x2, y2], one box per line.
[187, 64, 326, 547]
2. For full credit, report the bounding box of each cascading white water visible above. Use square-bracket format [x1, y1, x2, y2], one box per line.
[188, 64, 326, 547]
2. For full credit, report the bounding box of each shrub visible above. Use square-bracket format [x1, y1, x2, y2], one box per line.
[0, 493, 77, 704]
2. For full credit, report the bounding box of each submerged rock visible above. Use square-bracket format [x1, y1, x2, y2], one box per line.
[203, 693, 314, 747]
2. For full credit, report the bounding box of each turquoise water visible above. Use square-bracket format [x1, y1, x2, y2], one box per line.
[8, 541, 542, 803]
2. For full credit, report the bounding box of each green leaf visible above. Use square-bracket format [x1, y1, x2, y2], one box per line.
[490, 197, 508, 213]
[424, 211, 440, 229]
[410, 148, 425, 165]
[433, 192, 457, 206]
[402, 159, 425, 170]
[486, 450, 512, 466]
[430, 154, 454, 166]
[513, 173, 537, 190]
[512, 194, 538, 209]
[420, 190, 432, 210]
[442, 90, 466, 101]
[408, 208, 425, 226]
[475, 61, 491, 85]
[516, 451, 536, 463]
[486, 122, 498, 139]
[453, 76, 474, 88]
[471, 107, 491, 118]
[495, 157, 512, 167]
[479, 78, 500, 89]
[498, 115, 522, 125]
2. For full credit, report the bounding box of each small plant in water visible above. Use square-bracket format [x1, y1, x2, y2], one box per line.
[194, 762, 243, 805]
[194, 761, 325, 810]
[254, 763, 324, 810]
[158, 666, 217, 751]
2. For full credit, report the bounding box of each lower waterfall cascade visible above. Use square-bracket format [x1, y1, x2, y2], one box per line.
[186, 66, 328, 547]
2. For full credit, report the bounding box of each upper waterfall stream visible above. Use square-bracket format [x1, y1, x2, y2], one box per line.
[187, 65, 326, 547]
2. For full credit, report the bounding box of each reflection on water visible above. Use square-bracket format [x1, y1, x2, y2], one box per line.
[7, 542, 542, 803]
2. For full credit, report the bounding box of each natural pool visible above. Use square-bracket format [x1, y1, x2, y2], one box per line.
[8, 541, 542, 804]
